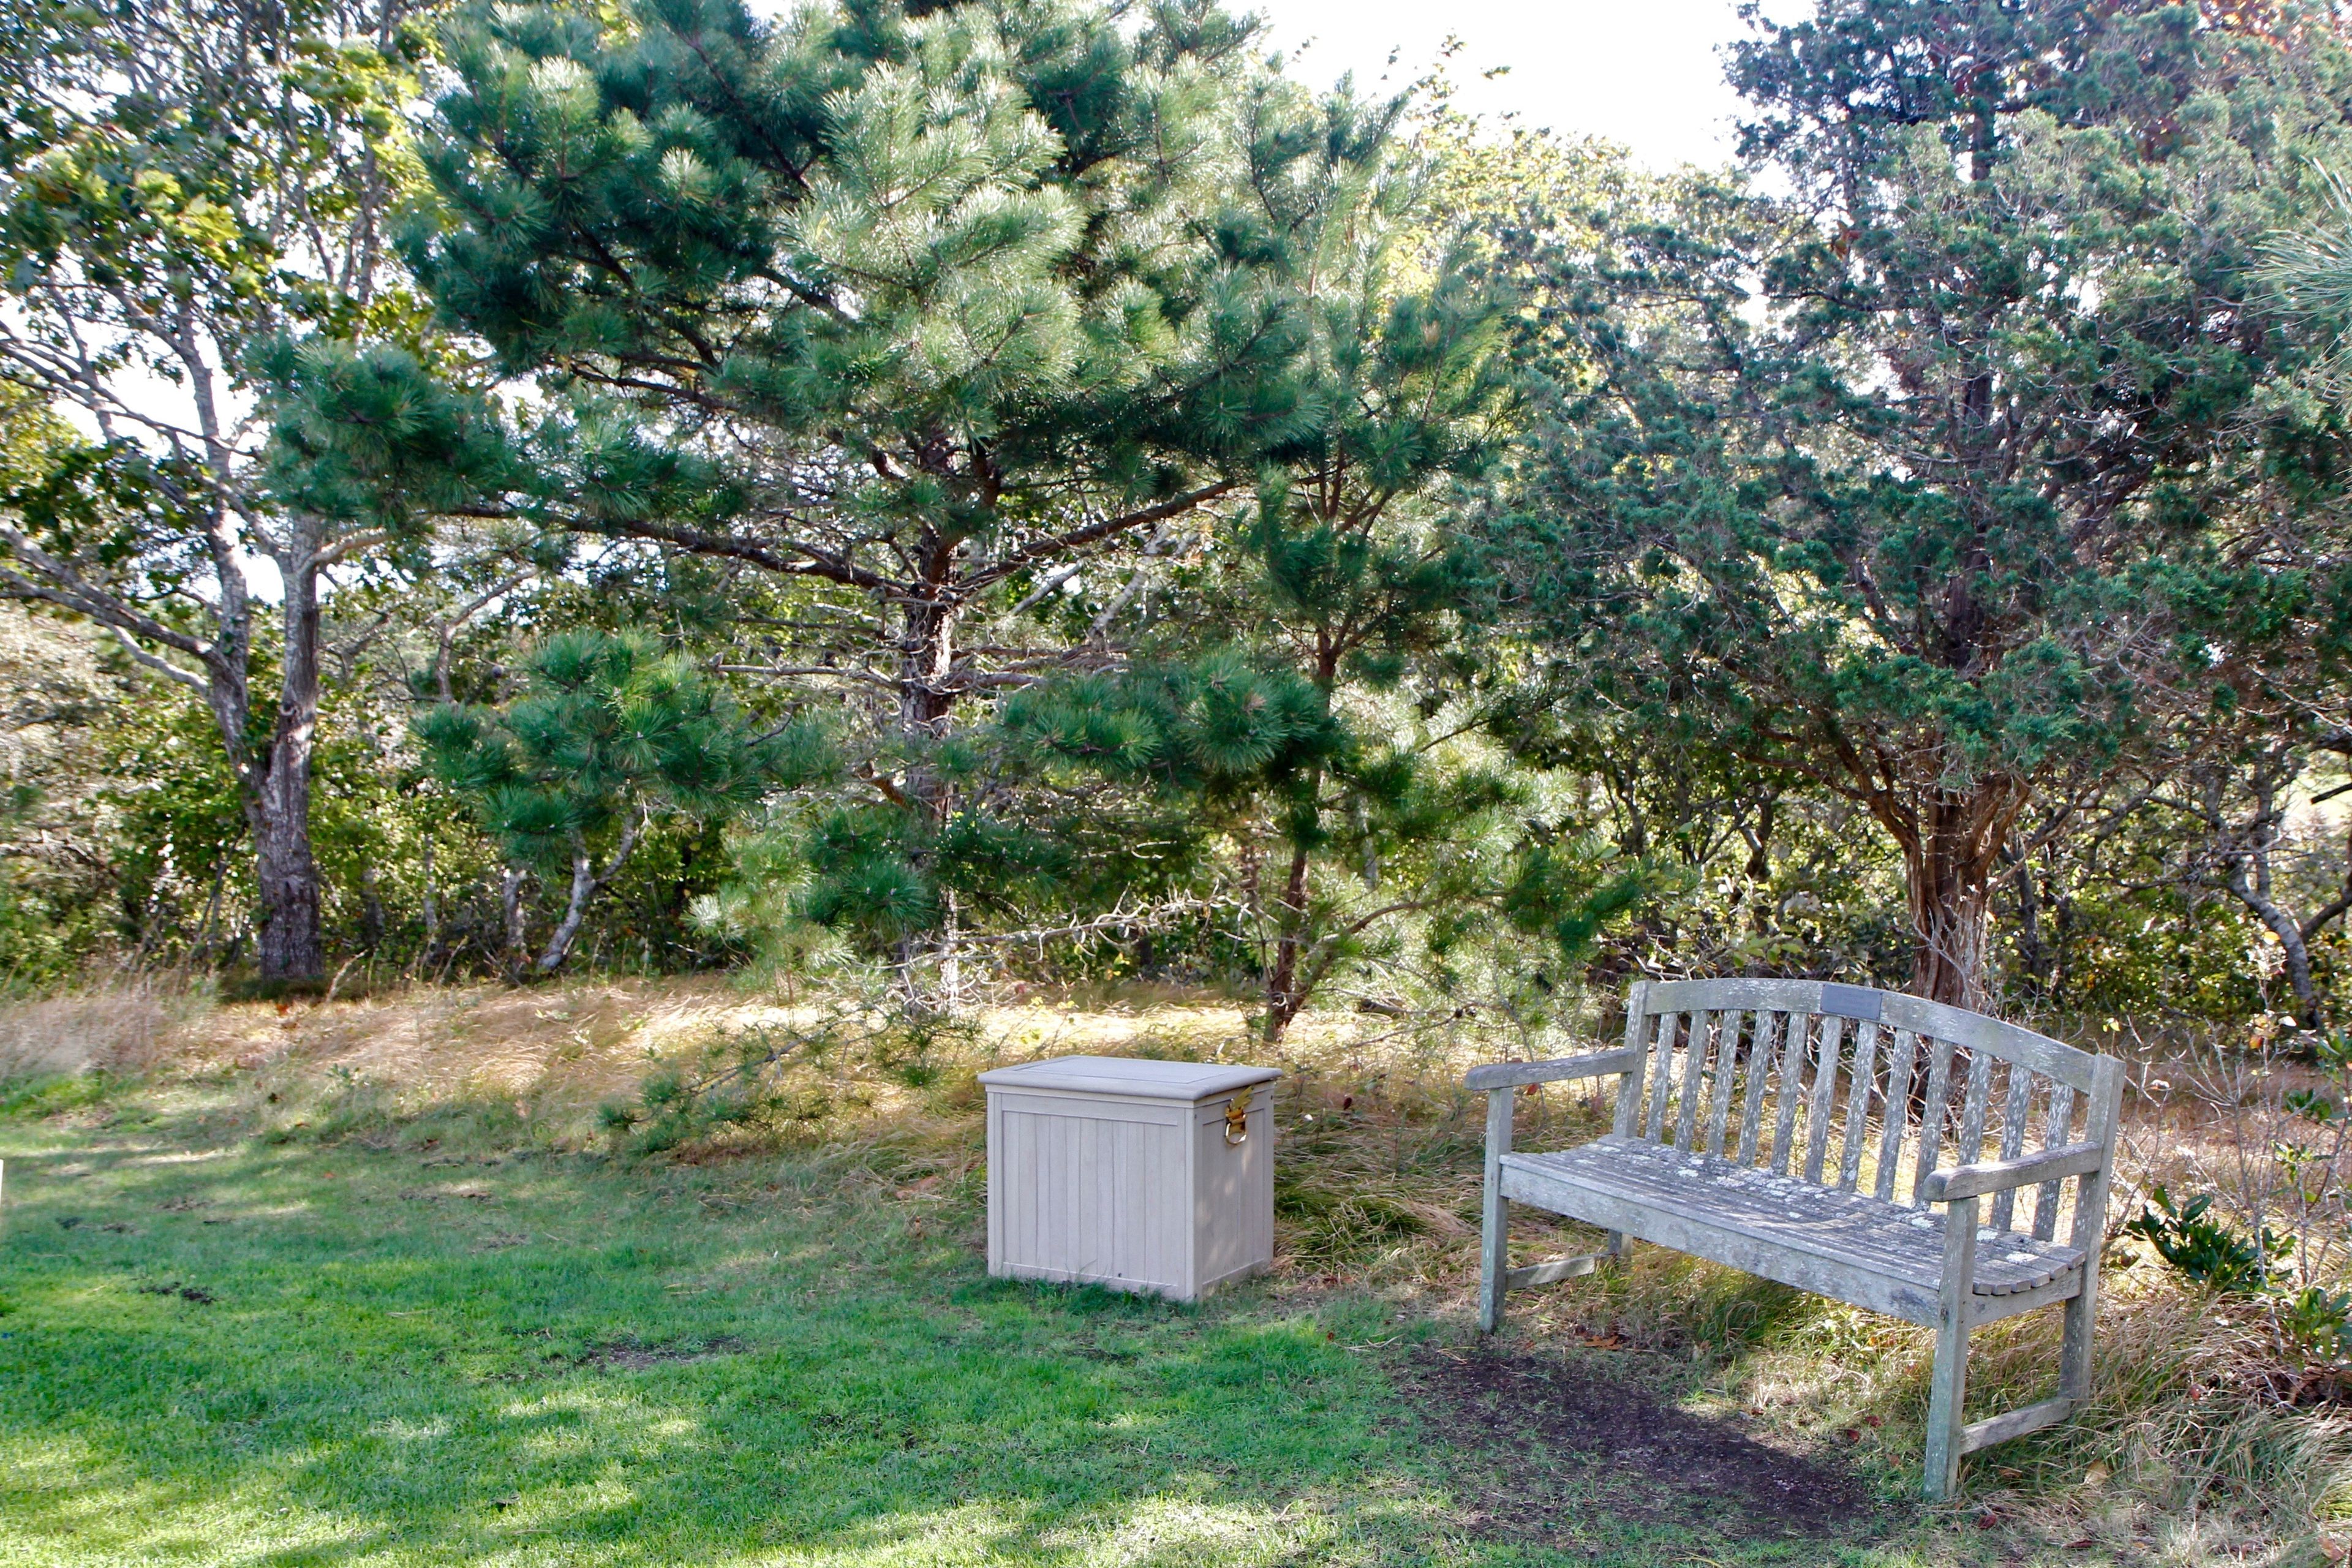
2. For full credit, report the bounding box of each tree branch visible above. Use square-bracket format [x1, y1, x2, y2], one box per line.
[966, 480, 1238, 589]
[102, 624, 209, 693]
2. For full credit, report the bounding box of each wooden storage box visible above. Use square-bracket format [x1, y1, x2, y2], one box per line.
[981, 1055, 1281, 1301]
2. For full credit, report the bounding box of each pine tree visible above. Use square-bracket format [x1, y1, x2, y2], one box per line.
[1005, 84, 1643, 1042]
[416, 630, 826, 974]
[1493, 0, 2352, 1006]
[402, 0, 1311, 744]
[382, 0, 1414, 992]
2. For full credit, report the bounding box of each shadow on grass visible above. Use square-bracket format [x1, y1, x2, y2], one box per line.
[1401, 1343, 1898, 1551]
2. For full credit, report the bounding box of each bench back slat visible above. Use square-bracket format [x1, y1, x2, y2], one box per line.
[1874, 1028, 1920, 1202]
[1703, 1011, 1746, 1157]
[1612, 979, 2115, 1229]
[1735, 1011, 1777, 1164]
[1957, 1052, 1995, 1175]
[1611, 986, 1652, 1139]
[1838, 1020, 1882, 1191]
[1642, 1011, 1677, 1140]
[1989, 1063, 2035, 1232]
[1801, 1014, 1844, 1183]
[2032, 1082, 2076, 1240]
[1911, 1033, 1960, 1202]
[2071, 1060, 2125, 1250]
[1769, 1010, 1809, 1176]
[1672, 1012, 1710, 1153]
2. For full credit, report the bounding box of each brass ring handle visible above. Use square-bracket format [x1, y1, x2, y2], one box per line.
[1223, 1085, 1253, 1146]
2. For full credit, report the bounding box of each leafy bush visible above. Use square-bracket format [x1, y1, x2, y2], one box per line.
[600, 1049, 780, 1156]
[2126, 1185, 2291, 1294]
[2280, 1284, 2352, 1366]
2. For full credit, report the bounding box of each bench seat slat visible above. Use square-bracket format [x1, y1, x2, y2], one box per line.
[1499, 1136, 2085, 1309]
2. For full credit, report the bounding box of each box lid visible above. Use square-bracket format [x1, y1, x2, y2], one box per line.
[978, 1054, 1281, 1102]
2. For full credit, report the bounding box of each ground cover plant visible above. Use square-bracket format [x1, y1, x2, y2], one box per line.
[1, 981, 2345, 1566]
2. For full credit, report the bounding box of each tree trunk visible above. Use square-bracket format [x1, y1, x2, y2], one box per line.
[899, 593, 957, 742]
[1908, 872, 1991, 1011]
[360, 864, 385, 952]
[2005, 848, 2052, 1001]
[1899, 785, 2017, 1011]
[2226, 853, 2321, 1027]
[501, 865, 531, 981]
[537, 845, 600, 976]
[251, 526, 326, 984]
[421, 834, 439, 949]
[533, 812, 648, 974]
[895, 587, 962, 1012]
[1262, 841, 1312, 1045]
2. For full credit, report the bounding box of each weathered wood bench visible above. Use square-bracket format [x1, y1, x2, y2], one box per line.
[1468, 979, 2123, 1499]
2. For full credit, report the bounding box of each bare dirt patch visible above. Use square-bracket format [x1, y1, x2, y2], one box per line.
[1402, 1344, 1887, 1545]
[567, 1336, 747, 1371]
[136, 1281, 219, 1306]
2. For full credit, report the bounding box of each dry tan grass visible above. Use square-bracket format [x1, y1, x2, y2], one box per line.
[0, 981, 206, 1077]
[17, 973, 1498, 1144]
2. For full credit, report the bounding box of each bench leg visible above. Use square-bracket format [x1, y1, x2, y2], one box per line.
[1479, 1188, 1507, 1333]
[2060, 1265, 2095, 1401]
[1924, 1194, 1980, 1501]
[2060, 1172, 2108, 1403]
[1479, 1088, 1511, 1334]
[1607, 1228, 1629, 1259]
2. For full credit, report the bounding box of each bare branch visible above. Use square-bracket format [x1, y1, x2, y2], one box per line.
[100, 623, 209, 693]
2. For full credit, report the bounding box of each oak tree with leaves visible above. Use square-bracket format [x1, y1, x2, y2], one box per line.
[0, 0, 453, 981]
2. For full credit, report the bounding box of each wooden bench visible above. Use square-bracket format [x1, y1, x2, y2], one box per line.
[1468, 979, 2123, 1499]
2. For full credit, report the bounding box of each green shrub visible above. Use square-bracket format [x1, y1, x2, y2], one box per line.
[2127, 1186, 2290, 1294]
[2280, 1284, 2352, 1365]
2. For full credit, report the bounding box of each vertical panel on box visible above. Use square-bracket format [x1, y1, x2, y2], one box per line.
[1192, 1095, 1273, 1293]
[1191, 1101, 1224, 1291]
[1001, 1107, 1030, 1273]
[1246, 1098, 1273, 1277]
[1127, 1112, 1161, 1291]
[985, 1093, 1003, 1276]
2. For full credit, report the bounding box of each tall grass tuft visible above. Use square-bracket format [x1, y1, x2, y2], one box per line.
[0, 979, 209, 1079]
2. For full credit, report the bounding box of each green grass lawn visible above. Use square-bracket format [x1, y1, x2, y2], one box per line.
[0, 1091, 2007, 1567]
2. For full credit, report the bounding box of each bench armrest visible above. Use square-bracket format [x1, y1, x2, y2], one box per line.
[1920, 1142, 2106, 1204]
[1464, 1047, 1639, 1093]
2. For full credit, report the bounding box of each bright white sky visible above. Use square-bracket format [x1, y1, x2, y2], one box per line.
[1256, 0, 1768, 170]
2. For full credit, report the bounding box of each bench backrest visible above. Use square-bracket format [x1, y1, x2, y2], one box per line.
[1611, 979, 2122, 1242]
